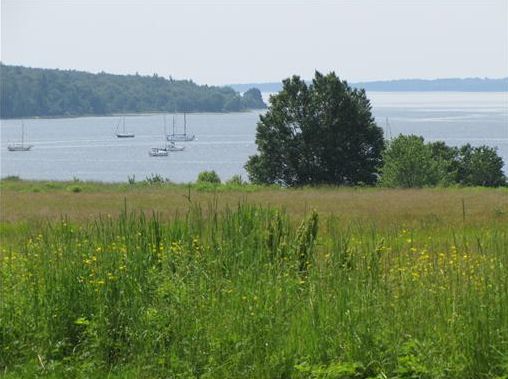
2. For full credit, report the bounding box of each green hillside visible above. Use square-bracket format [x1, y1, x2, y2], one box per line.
[0, 64, 266, 119]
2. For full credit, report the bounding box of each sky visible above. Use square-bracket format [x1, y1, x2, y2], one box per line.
[1, 0, 507, 85]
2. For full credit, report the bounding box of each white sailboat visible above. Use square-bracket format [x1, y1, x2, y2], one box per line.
[148, 147, 169, 157]
[7, 121, 33, 151]
[115, 118, 135, 138]
[149, 116, 185, 157]
[163, 141, 185, 152]
[162, 115, 185, 151]
[166, 113, 195, 142]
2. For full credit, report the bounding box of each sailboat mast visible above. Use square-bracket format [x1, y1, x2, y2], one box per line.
[21, 121, 24, 145]
[385, 117, 392, 140]
[172, 114, 175, 135]
[184, 113, 187, 136]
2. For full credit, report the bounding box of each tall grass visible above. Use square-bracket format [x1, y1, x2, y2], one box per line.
[1, 203, 507, 378]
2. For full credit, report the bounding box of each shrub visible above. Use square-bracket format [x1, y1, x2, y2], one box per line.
[226, 174, 244, 186]
[197, 170, 221, 184]
[456, 144, 506, 187]
[380, 136, 506, 188]
[144, 173, 170, 185]
[67, 185, 82, 193]
[3, 175, 21, 181]
[380, 135, 444, 187]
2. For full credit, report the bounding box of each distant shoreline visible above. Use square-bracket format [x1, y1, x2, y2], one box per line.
[230, 78, 508, 93]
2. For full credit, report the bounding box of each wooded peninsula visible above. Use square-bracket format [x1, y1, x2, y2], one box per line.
[0, 64, 266, 119]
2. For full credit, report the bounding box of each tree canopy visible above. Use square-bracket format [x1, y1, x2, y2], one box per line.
[381, 135, 506, 187]
[456, 144, 506, 187]
[245, 72, 385, 186]
[380, 135, 445, 187]
[0, 64, 266, 118]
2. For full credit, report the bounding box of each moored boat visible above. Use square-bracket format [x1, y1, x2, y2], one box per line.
[115, 118, 135, 138]
[148, 147, 169, 157]
[166, 113, 195, 142]
[7, 121, 33, 151]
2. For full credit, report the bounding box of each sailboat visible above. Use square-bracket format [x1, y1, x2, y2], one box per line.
[166, 113, 195, 142]
[162, 115, 185, 152]
[149, 116, 185, 156]
[115, 117, 135, 138]
[148, 147, 169, 157]
[7, 121, 33, 151]
[163, 141, 185, 152]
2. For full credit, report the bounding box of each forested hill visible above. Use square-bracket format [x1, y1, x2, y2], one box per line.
[0, 64, 266, 119]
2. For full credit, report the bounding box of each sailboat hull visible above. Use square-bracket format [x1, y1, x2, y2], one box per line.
[166, 134, 195, 142]
[115, 118, 134, 138]
[116, 133, 135, 138]
[149, 148, 169, 157]
[8, 144, 33, 151]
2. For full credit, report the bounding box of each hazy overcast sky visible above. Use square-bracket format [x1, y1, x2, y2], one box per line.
[2, 0, 507, 85]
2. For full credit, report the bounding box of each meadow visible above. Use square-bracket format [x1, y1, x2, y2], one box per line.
[1, 179, 508, 378]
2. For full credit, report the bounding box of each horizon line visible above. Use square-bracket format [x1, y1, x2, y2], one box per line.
[2, 61, 507, 87]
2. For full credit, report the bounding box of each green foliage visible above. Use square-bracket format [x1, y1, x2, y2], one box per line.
[428, 141, 461, 184]
[294, 210, 319, 274]
[294, 361, 364, 378]
[67, 185, 83, 193]
[457, 144, 506, 187]
[381, 135, 506, 188]
[0, 64, 266, 118]
[395, 340, 433, 378]
[144, 173, 170, 185]
[245, 71, 385, 186]
[1, 203, 508, 377]
[196, 170, 221, 184]
[380, 135, 444, 187]
[3, 175, 20, 181]
[225, 174, 245, 186]
[241, 88, 266, 109]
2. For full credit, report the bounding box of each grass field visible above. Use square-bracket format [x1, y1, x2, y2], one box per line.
[1, 179, 508, 378]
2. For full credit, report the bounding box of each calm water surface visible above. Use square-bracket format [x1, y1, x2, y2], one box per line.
[1, 92, 507, 182]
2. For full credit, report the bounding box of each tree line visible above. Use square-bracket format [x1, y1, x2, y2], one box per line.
[0, 64, 266, 118]
[246, 72, 506, 187]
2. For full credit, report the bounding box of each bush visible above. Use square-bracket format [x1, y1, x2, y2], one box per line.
[380, 135, 444, 187]
[457, 144, 506, 187]
[67, 185, 82, 193]
[3, 175, 21, 181]
[226, 174, 244, 186]
[144, 173, 170, 185]
[380, 136, 506, 188]
[197, 170, 221, 184]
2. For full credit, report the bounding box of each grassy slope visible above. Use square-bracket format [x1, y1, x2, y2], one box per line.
[1, 180, 508, 378]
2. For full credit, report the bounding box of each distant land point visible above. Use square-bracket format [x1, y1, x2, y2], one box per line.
[228, 77, 508, 93]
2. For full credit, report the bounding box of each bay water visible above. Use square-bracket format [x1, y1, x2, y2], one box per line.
[1, 92, 507, 183]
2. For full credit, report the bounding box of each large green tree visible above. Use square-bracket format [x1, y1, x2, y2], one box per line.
[245, 72, 385, 186]
[457, 144, 506, 187]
